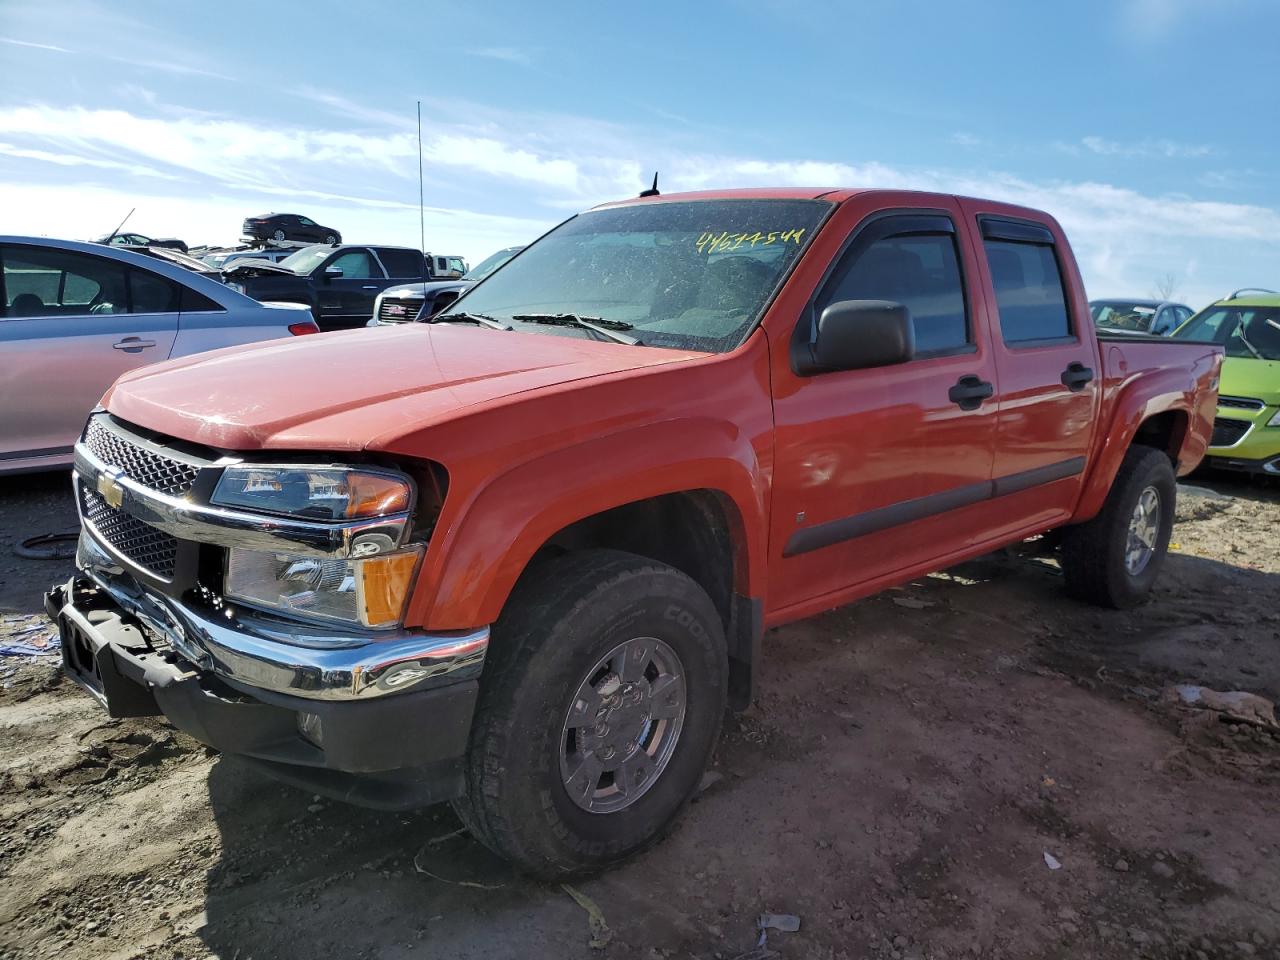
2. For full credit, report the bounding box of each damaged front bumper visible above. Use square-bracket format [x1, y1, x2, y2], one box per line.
[47, 417, 490, 808]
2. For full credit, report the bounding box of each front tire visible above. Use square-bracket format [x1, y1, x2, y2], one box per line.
[453, 549, 727, 877]
[1060, 446, 1176, 608]
[324, 233, 338, 244]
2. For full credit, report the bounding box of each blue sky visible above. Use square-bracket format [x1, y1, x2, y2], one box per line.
[1, 0, 1277, 306]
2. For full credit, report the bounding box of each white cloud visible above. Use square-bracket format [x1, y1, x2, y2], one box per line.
[1079, 135, 1212, 159]
[950, 132, 981, 147]
[0, 98, 1273, 309]
[467, 46, 533, 65]
[0, 36, 69, 52]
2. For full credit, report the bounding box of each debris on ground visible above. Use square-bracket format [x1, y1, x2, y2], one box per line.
[1043, 851, 1062, 870]
[1170, 685, 1278, 728]
[561, 884, 612, 950]
[758, 913, 801, 933]
[12, 530, 79, 560]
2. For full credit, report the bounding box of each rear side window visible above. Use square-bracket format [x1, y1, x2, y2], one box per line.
[1, 245, 127, 317]
[376, 248, 425, 279]
[129, 269, 180, 313]
[821, 230, 969, 354]
[181, 286, 224, 312]
[983, 239, 1072, 343]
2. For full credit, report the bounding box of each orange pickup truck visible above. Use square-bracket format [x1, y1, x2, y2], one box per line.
[48, 187, 1222, 876]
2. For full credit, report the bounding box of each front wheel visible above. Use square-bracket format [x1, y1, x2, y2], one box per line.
[453, 549, 727, 877]
[1060, 446, 1176, 608]
[324, 233, 338, 244]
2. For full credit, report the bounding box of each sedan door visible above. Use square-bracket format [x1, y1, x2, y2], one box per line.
[0, 244, 178, 468]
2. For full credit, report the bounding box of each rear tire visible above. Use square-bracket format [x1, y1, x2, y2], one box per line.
[272, 229, 286, 241]
[1060, 446, 1176, 608]
[453, 549, 727, 878]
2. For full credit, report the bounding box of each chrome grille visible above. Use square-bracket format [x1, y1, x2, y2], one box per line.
[83, 417, 202, 496]
[80, 486, 179, 579]
[1218, 395, 1266, 412]
[1211, 418, 1251, 448]
[377, 298, 421, 323]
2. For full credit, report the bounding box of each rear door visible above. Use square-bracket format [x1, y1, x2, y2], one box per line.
[315, 248, 386, 328]
[958, 204, 1101, 529]
[0, 244, 178, 465]
[768, 199, 1000, 614]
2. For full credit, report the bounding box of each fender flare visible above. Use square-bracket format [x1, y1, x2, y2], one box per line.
[408, 417, 769, 631]
[1073, 364, 1195, 523]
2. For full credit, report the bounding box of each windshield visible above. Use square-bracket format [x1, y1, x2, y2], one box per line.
[277, 246, 334, 274]
[443, 199, 829, 352]
[1172, 305, 1280, 360]
[464, 247, 522, 281]
[1091, 301, 1159, 332]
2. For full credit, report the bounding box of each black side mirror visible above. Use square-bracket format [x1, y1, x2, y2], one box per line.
[323, 265, 344, 280]
[796, 299, 915, 375]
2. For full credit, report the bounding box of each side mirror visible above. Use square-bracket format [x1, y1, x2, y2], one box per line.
[796, 300, 915, 375]
[324, 266, 344, 279]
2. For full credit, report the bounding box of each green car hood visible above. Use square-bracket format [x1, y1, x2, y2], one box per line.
[1219, 356, 1280, 406]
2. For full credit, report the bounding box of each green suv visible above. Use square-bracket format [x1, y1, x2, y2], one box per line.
[1172, 289, 1280, 475]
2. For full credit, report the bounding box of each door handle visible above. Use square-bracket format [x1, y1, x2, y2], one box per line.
[1060, 361, 1095, 391]
[948, 375, 994, 411]
[361, 285, 379, 290]
[112, 337, 156, 352]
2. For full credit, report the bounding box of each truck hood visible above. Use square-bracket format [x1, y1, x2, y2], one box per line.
[1219, 355, 1280, 406]
[103, 324, 706, 452]
[382, 279, 471, 300]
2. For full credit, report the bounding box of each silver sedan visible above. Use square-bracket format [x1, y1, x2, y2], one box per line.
[0, 235, 318, 475]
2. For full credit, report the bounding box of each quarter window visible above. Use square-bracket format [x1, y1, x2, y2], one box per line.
[983, 240, 1072, 343]
[129, 269, 181, 313]
[821, 231, 969, 354]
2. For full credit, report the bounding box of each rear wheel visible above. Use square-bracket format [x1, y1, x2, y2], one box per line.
[453, 549, 727, 877]
[1060, 446, 1176, 608]
[272, 228, 286, 241]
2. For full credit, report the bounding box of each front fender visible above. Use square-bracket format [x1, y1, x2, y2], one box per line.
[406, 418, 769, 631]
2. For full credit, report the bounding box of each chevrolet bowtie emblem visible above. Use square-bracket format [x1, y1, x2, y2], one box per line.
[96, 467, 125, 509]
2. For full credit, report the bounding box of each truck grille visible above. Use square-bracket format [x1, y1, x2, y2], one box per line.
[378, 298, 421, 323]
[83, 417, 202, 497]
[1211, 417, 1252, 448]
[80, 486, 179, 579]
[1217, 395, 1265, 412]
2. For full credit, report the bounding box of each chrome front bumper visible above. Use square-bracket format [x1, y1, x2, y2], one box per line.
[74, 529, 487, 701]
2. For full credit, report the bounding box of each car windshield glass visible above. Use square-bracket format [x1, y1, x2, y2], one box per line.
[277, 246, 333, 274]
[1091, 301, 1158, 331]
[442, 199, 829, 352]
[464, 248, 520, 281]
[1171, 305, 1280, 360]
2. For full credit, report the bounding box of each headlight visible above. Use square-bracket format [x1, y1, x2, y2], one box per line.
[1268, 409, 1280, 427]
[225, 544, 424, 629]
[213, 466, 411, 520]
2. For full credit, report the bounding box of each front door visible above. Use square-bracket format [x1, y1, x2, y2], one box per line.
[315, 248, 386, 328]
[768, 200, 1000, 618]
[0, 244, 178, 466]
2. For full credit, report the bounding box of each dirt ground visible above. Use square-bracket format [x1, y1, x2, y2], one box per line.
[0, 469, 1277, 960]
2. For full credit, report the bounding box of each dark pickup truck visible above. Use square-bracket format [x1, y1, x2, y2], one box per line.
[222, 244, 427, 330]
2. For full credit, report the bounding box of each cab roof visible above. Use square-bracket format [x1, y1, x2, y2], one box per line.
[1219, 293, 1280, 308]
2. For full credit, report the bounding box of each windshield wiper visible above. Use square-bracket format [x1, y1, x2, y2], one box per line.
[433, 311, 513, 331]
[1234, 320, 1264, 359]
[511, 313, 641, 346]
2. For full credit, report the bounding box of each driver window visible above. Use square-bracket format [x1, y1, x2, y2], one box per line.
[1, 246, 128, 318]
[821, 230, 970, 355]
[327, 250, 379, 279]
